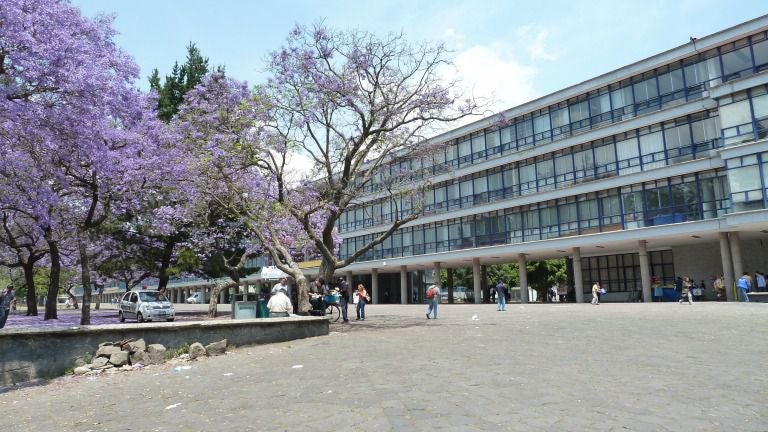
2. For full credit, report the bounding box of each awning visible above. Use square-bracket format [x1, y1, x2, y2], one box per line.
[253, 266, 289, 281]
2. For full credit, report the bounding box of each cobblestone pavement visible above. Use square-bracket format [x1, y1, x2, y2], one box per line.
[1, 302, 766, 431]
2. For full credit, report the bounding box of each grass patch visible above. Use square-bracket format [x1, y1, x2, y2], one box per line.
[165, 343, 190, 359]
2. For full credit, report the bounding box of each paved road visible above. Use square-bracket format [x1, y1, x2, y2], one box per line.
[1, 302, 766, 431]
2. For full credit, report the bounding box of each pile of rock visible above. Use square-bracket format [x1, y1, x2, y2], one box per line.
[73, 339, 165, 376]
[72, 338, 229, 376]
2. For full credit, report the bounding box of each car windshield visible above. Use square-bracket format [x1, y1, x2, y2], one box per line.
[139, 292, 166, 302]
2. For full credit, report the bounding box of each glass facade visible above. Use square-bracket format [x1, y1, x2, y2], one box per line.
[336, 22, 768, 273]
[353, 29, 768, 195]
[340, 170, 730, 261]
[340, 111, 722, 232]
[580, 250, 674, 297]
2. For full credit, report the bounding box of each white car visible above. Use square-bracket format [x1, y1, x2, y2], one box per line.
[186, 292, 202, 304]
[119, 290, 175, 323]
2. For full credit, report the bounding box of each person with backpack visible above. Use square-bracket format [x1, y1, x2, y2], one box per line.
[425, 284, 440, 319]
[737, 272, 751, 302]
[495, 281, 507, 311]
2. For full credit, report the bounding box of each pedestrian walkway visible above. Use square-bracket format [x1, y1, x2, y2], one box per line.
[1, 303, 766, 431]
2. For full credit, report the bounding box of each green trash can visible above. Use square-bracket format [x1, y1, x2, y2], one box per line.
[256, 299, 269, 318]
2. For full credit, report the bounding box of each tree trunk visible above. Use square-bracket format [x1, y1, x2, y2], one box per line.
[158, 239, 175, 290]
[78, 236, 92, 325]
[44, 236, 60, 320]
[95, 286, 103, 310]
[22, 260, 37, 316]
[295, 273, 310, 314]
[208, 278, 238, 318]
[65, 284, 79, 309]
[319, 259, 336, 287]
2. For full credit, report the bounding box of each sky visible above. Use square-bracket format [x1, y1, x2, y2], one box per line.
[73, 0, 768, 118]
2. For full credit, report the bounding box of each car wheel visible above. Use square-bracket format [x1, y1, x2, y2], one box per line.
[118, 311, 125, 322]
[166, 318, 174, 322]
[137, 312, 144, 323]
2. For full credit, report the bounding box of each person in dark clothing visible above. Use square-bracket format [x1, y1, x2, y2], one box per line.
[337, 277, 349, 323]
[675, 276, 683, 293]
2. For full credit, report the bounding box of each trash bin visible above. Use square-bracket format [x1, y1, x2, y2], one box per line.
[256, 299, 269, 318]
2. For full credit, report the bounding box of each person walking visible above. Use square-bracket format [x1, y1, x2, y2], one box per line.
[591, 281, 601, 305]
[337, 277, 349, 323]
[737, 272, 752, 302]
[495, 281, 507, 311]
[425, 284, 440, 319]
[678, 276, 693, 305]
[0, 285, 15, 329]
[756, 271, 766, 292]
[356, 284, 369, 321]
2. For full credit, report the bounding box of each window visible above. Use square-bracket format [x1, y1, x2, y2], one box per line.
[551, 106, 570, 128]
[611, 86, 634, 110]
[471, 133, 485, 157]
[589, 93, 611, 116]
[519, 163, 536, 192]
[533, 112, 551, 134]
[721, 46, 753, 80]
[633, 77, 658, 102]
[754, 39, 768, 71]
[616, 137, 640, 174]
[658, 68, 684, 95]
[486, 130, 501, 154]
[574, 148, 595, 179]
[593, 143, 617, 175]
[664, 124, 693, 161]
[639, 131, 664, 168]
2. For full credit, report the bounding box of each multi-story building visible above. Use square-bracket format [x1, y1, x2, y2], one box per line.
[335, 15, 768, 304]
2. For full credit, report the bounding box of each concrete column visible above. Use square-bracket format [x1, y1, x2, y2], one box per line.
[433, 262, 442, 286]
[729, 231, 744, 280]
[573, 247, 584, 304]
[242, 282, 249, 302]
[481, 265, 488, 303]
[638, 240, 652, 303]
[218, 288, 224, 304]
[371, 268, 378, 305]
[719, 232, 735, 302]
[346, 271, 353, 299]
[518, 253, 529, 303]
[447, 268, 455, 303]
[472, 258, 481, 304]
[400, 266, 408, 304]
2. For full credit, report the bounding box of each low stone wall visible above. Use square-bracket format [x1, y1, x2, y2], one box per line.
[0, 316, 328, 386]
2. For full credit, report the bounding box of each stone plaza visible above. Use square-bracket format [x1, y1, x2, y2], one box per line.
[0, 302, 766, 431]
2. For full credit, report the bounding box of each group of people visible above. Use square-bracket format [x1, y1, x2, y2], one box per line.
[0, 285, 15, 329]
[266, 276, 370, 322]
[688, 271, 764, 303]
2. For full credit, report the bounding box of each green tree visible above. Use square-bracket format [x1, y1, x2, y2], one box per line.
[149, 43, 221, 121]
[141, 43, 223, 291]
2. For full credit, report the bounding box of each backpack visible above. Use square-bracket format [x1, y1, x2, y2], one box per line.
[426, 286, 438, 299]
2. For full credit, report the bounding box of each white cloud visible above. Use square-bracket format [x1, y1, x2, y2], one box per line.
[437, 42, 540, 131]
[516, 25, 559, 62]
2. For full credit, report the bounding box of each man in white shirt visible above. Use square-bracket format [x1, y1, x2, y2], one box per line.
[272, 277, 289, 296]
[267, 290, 293, 317]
